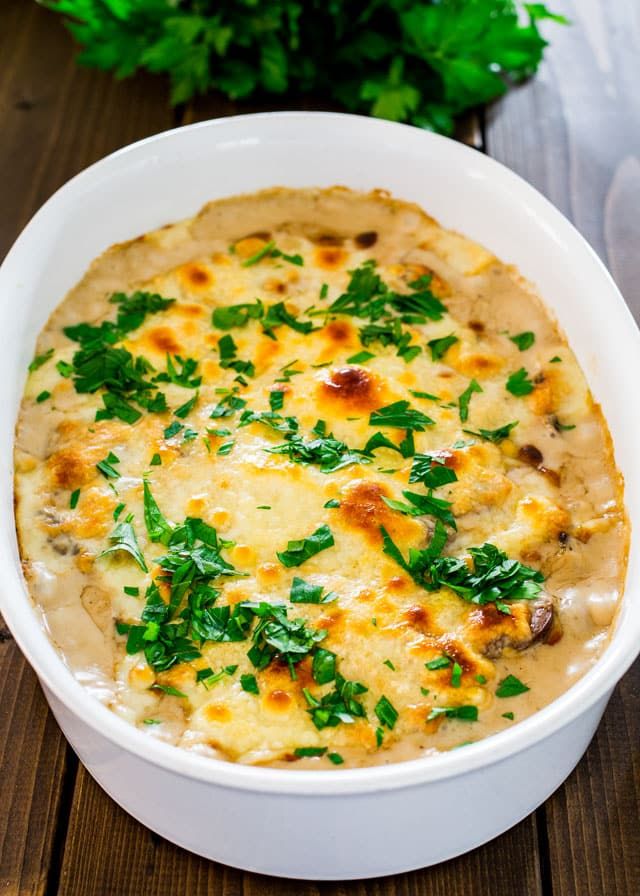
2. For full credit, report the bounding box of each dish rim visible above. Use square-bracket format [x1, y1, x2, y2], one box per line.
[1, 110, 637, 796]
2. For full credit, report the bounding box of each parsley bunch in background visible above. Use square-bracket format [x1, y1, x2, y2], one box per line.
[43, 0, 567, 134]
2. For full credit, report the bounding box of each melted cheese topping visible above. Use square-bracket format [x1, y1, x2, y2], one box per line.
[15, 187, 627, 768]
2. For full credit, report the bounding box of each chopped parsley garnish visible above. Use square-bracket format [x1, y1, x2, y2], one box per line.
[56, 360, 73, 378]
[362, 430, 413, 460]
[458, 378, 482, 423]
[196, 664, 237, 688]
[304, 673, 368, 730]
[451, 661, 462, 688]
[113, 502, 125, 520]
[262, 301, 316, 338]
[209, 389, 247, 419]
[328, 752, 344, 765]
[375, 695, 399, 730]
[164, 420, 183, 439]
[217, 440, 235, 456]
[36, 390, 51, 403]
[239, 408, 299, 437]
[428, 333, 458, 361]
[175, 391, 198, 419]
[553, 417, 576, 432]
[506, 367, 535, 396]
[150, 453, 162, 466]
[346, 350, 375, 364]
[143, 718, 161, 725]
[410, 389, 441, 401]
[502, 711, 515, 720]
[383, 659, 396, 671]
[240, 673, 259, 695]
[382, 490, 456, 530]
[475, 674, 487, 684]
[212, 299, 264, 330]
[244, 601, 327, 679]
[382, 526, 543, 612]
[375, 726, 384, 747]
[62, 291, 174, 422]
[463, 421, 519, 443]
[28, 348, 54, 372]
[266, 431, 366, 474]
[240, 240, 304, 268]
[100, 514, 148, 572]
[290, 577, 335, 604]
[124, 586, 139, 596]
[154, 354, 201, 389]
[240, 240, 277, 267]
[409, 453, 458, 489]
[426, 655, 451, 670]
[427, 705, 478, 722]
[152, 683, 187, 698]
[420, 687, 430, 697]
[269, 390, 285, 412]
[323, 498, 340, 509]
[312, 648, 337, 685]
[277, 524, 335, 567]
[510, 331, 535, 351]
[496, 674, 530, 698]
[217, 334, 256, 379]
[549, 355, 562, 363]
[294, 746, 327, 758]
[319, 283, 329, 300]
[369, 400, 434, 431]
[96, 451, 120, 480]
[69, 488, 80, 509]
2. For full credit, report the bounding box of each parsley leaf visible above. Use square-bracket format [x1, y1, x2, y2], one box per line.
[496, 674, 530, 698]
[369, 400, 434, 431]
[506, 368, 535, 396]
[458, 379, 483, 423]
[428, 333, 458, 361]
[510, 331, 535, 351]
[276, 524, 335, 567]
[463, 421, 519, 443]
[100, 515, 148, 572]
[427, 705, 478, 722]
[304, 673, 368, 730]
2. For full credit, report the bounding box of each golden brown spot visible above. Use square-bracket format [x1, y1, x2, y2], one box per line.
[70, 489, 115, 539]
[186, 496, 206, 516]
[314, 608, 343, 633]
[257, 562, 282, 585]
[454, 352, 504, 378]
[354, 231, 378, 249]
[468, 604, 516, 632]
[264, 689, 293, 712]
[255, 337, 282, 369]
[318, 366, 382, 412]
[314, 246, 348, 270]
[263, 278, 288, 295]
[339, 479, 422, 546]
[211, 508, 230, 528]
[468, 320, 485, 333]
[129, 664, 155, 689]
[436, 637, 475, 673]
[178, 263, 213, 290]
[204, 704, 231, 724]
[231, 544, 255, 567]
[145, 326, 182, 354]
[181, 320, 198, 338]
[234, 236, 268, 259]
[404, 605, 432, 632]
[48, 450, 91, 490]
[324, 320, 354, 344]
[387, 575, 408, 592]
[175, 303, 205, 317]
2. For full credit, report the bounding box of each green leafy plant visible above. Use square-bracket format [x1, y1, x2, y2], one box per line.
[43, 0, 567, 134]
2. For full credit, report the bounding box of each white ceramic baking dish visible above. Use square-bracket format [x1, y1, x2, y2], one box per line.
[0, 112, 637, 880]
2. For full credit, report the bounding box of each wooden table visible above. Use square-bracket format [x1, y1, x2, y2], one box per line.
[1, 2, 638, 893]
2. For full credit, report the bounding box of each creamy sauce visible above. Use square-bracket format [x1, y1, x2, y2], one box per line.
[14, 187, 627, 769]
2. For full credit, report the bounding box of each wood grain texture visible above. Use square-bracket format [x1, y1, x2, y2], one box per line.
[57, 765, 542, 896]
[0, 1, 173, 891]
[485, 2, 640, 894]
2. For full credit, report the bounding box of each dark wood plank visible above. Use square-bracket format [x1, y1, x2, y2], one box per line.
[0, 1, 174, 891]
[485, 2, 640, 894]
[0, 619, 70, 896]
[58, 764, 541, 896]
